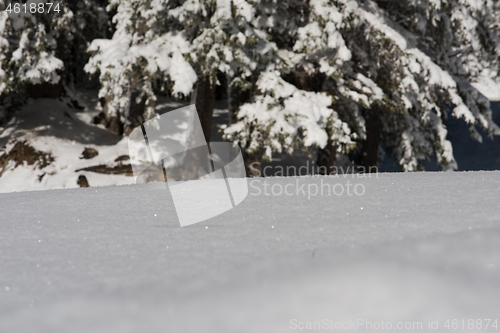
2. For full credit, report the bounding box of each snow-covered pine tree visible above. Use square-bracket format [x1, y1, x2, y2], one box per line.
[84, 0, 500, 173]
[223, 0, 359, 175]
[0, 0, 108, 111]
[85, 0, 197, 135]
[225, 0, 500, 173]
[86, 0, 265, 141]
[0, 0, 73, 101]
[0, 7, 10, 104]
[59, 0, 109, 86]
[164, 0, 264, 143]
[337, 0, 500, 171]
[374, 0, 500, 142]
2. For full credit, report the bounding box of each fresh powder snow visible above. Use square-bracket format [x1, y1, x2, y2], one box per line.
[0, 171, 499, 332]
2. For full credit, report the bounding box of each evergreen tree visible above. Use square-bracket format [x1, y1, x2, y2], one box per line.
[0, 0, 109, 114]
[84, 0, 500, 173]
[226, 0, 500, 172]
[222, 0, 359, 175]
[60, 0, 110, 85]
[0, 0, 72, 100]
[85, 0, 198, 135]
[86, 0, 263, 139]
[168, 0, 262, 142]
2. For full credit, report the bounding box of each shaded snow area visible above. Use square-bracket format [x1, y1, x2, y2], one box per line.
[1, 171, 500, 332]
[0, 92, 132, 192]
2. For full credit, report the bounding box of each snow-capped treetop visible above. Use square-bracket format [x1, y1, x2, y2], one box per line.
[0, 1, 73, 93]
[85, 0, 197, 125]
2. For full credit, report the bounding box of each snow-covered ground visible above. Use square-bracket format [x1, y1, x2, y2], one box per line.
[0, 89, 133, 192]
[1, 171, 500, 332]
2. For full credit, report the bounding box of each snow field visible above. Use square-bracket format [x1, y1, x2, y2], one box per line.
[0, 171, 499, 332]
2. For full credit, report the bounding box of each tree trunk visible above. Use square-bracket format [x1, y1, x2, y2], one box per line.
[95, 96, 123, 136]
[362, 108, 380, 172]
[126, 90, 147, 135]
[244, 149, 263, 177]
[195, 76, 216, 143]
[316, 139, 337, 175]
[124, 76, 147, 136]
[227, 75, 233, 126]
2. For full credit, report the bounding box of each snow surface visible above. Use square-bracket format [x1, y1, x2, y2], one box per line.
[1, 171, 500, 332]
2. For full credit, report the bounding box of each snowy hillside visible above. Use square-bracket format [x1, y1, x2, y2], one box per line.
[0, 95, 132, 192]
[1, 171, 499, 332]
